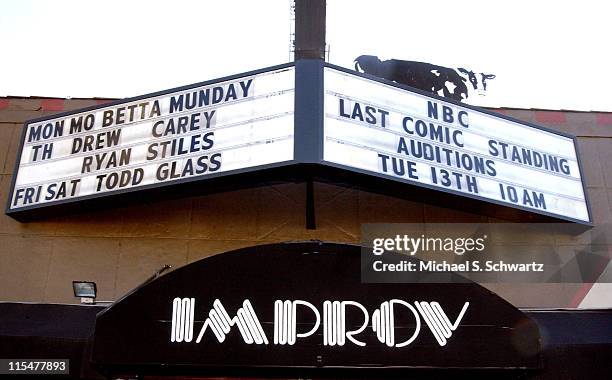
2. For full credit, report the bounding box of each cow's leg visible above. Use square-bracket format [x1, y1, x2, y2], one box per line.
[442, 84, 452, 98]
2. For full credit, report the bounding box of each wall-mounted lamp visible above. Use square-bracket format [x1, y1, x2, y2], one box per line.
[72, 281, 97, 304]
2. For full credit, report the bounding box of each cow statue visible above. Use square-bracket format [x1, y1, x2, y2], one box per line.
[354, 55, 495, 102]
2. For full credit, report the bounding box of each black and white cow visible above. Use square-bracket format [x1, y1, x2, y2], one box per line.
[354, 55, 495, 102]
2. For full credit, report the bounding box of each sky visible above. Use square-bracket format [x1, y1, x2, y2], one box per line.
[1, 0, 611, 111]
[0, 0, 290, 98]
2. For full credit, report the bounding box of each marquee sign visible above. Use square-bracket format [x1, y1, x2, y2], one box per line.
[7, 65, 295, 213]
[323, 67, 590, 223]
[6, 61, 591, 224]
[92, 243, 540, 376]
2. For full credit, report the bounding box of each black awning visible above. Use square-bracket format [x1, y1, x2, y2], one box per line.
[91, 242, 543, 377]
[0, 302, 105, 379]
[525, 309, 612, 380]
[526, 309, 612, 345]
[1, 284, 611, 379]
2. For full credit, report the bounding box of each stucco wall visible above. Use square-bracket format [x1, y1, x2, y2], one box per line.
[0, 97, 611, 307]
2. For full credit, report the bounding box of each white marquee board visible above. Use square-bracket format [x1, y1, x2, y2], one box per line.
[9, 66, 295, 211]
[323, 67, 590, 222]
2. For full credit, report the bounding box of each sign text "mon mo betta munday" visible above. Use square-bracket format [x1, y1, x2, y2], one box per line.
[9, 67, 295, 211]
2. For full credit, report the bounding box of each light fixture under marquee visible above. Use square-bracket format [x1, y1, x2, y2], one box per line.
[72, 280, 96, 304]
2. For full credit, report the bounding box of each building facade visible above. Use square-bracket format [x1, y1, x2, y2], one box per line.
[1, 96, 611, 308]
[0, 79, 611, 379]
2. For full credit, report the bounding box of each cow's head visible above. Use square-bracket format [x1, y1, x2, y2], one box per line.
[458, 68, 478, 90]
[458, 68, 496, 95]
[354, 55, 382, 76]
